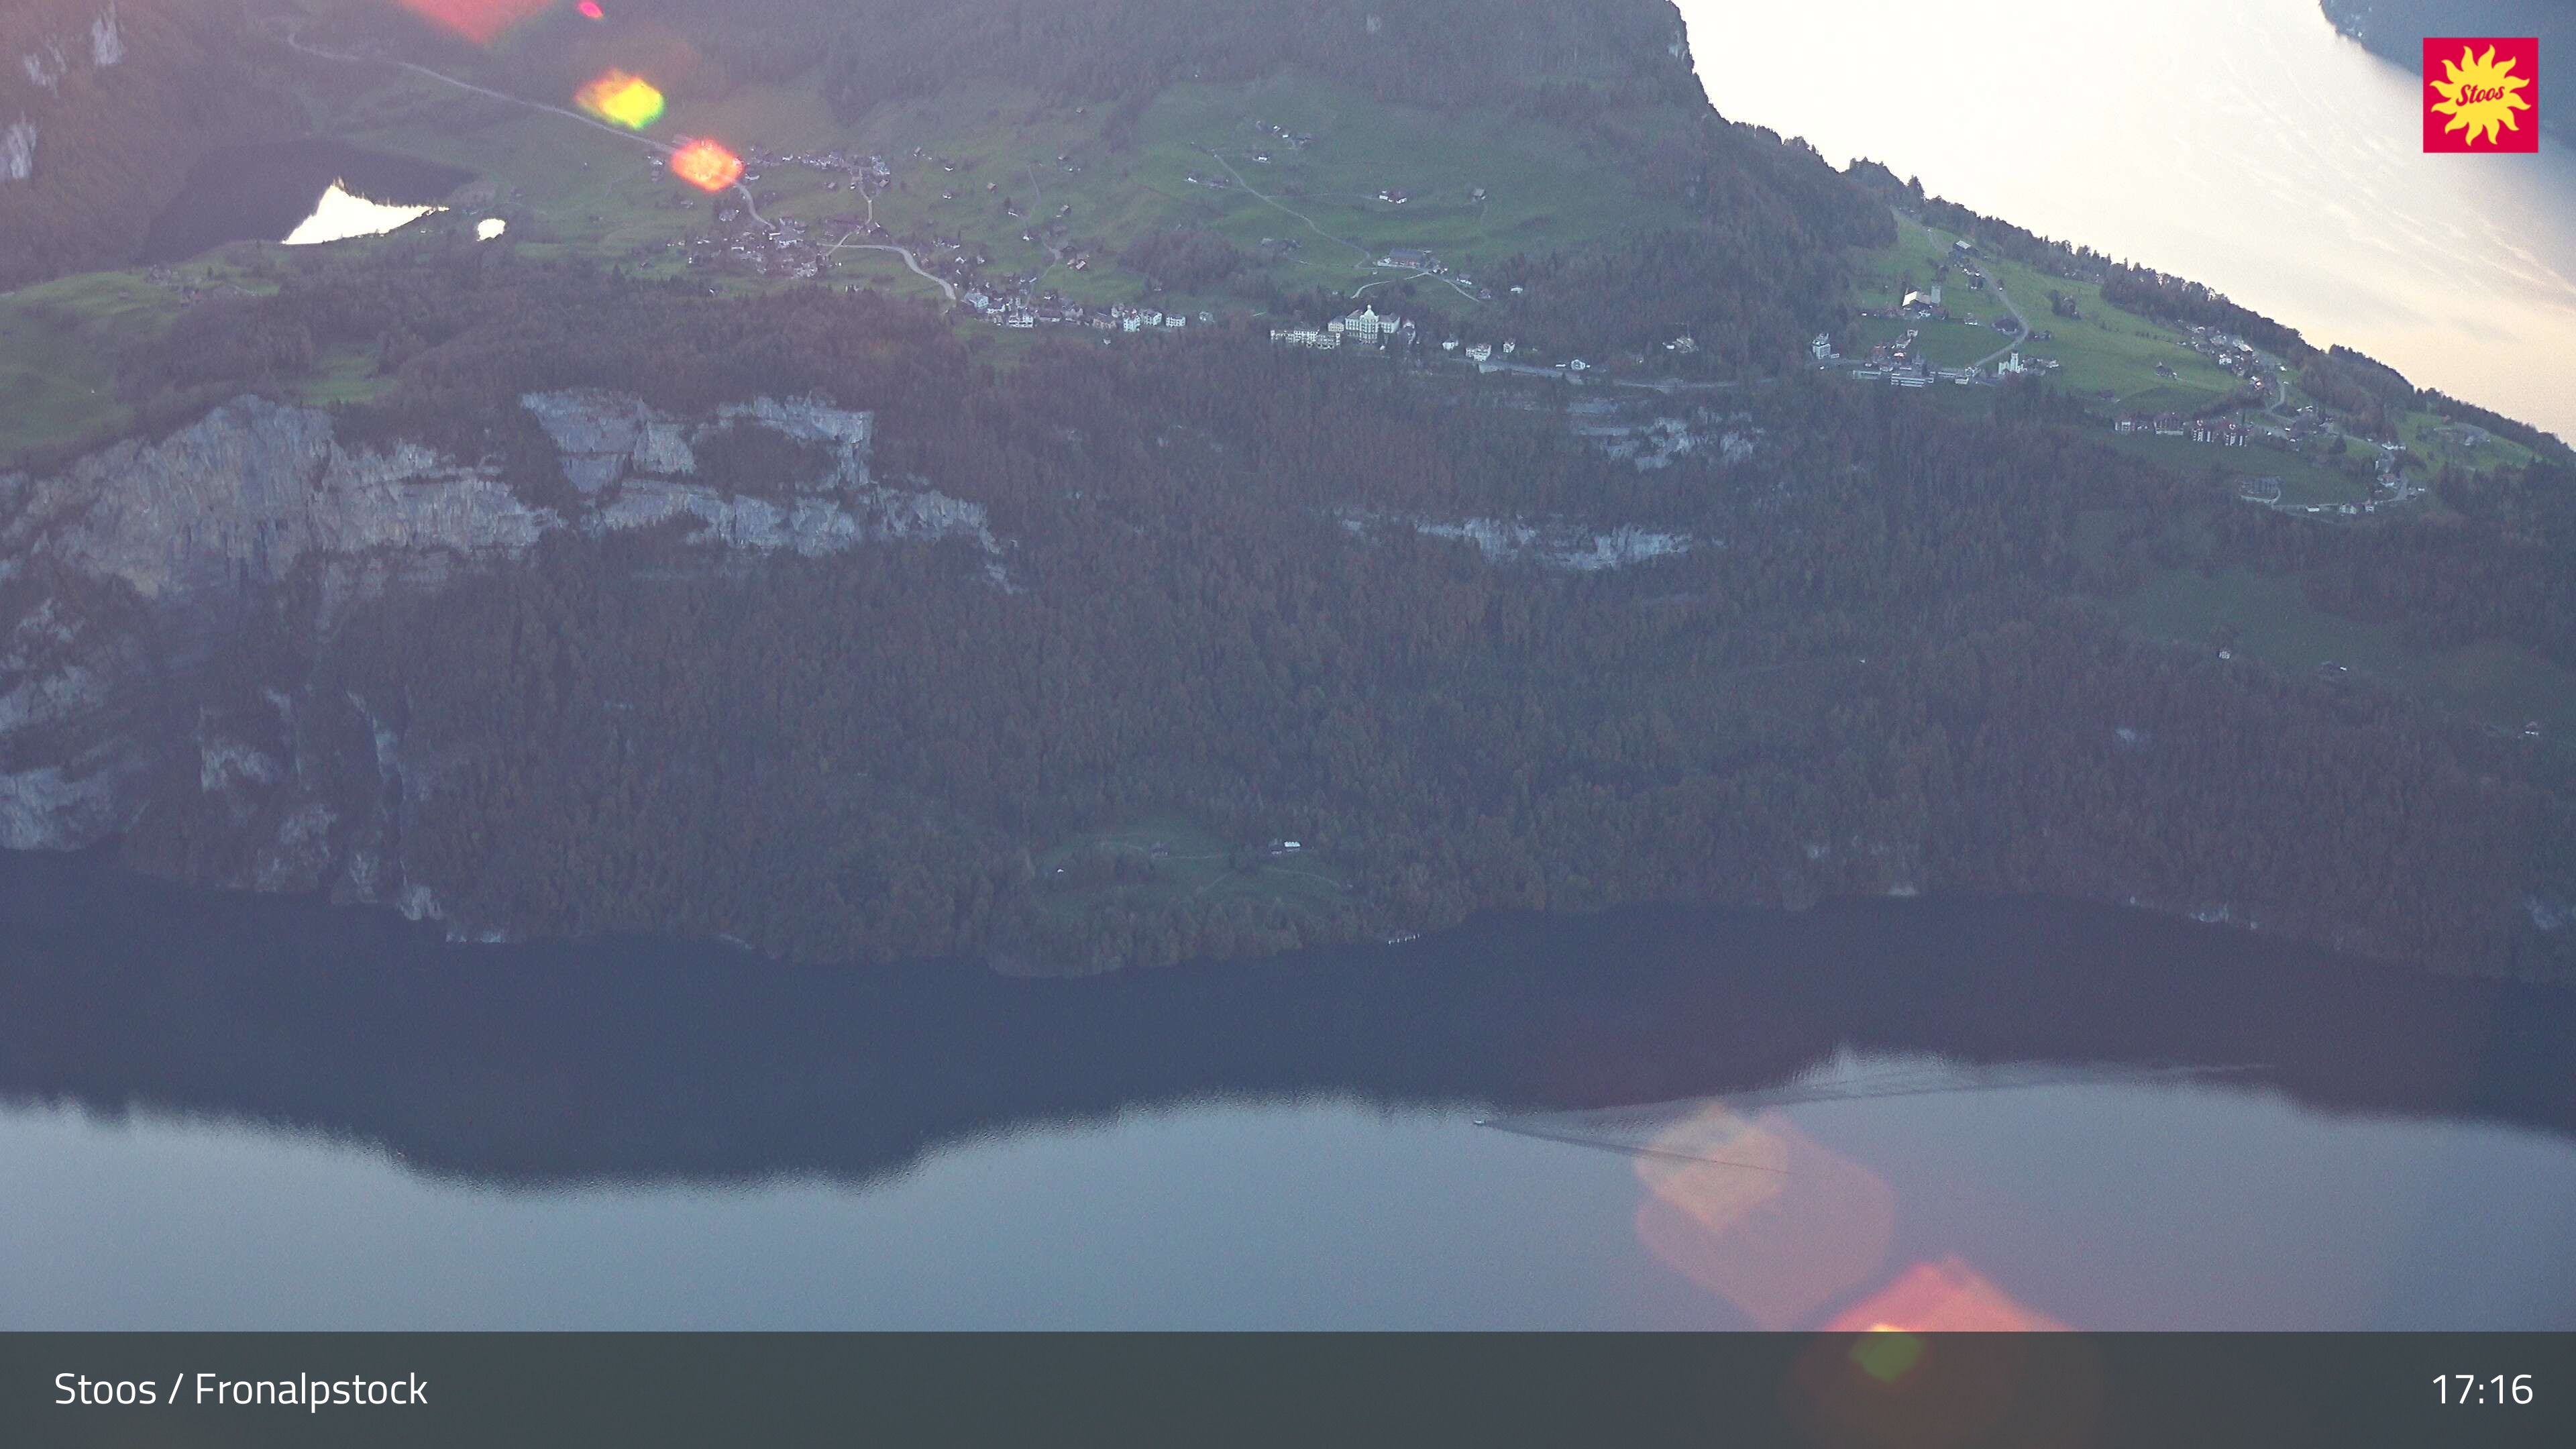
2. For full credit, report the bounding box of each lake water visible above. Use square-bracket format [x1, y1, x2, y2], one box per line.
[3, 848, 2571, 1330]
[138, 140, 472, 264]
[1680, 0, 2576, 440]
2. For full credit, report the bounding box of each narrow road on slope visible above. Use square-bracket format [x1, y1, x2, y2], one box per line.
[1965, 260, 2034, 371]
[1202, 148, 1373, 264]
[822, 231, 957, 301]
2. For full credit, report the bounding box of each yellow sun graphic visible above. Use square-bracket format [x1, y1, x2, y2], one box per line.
[2428, 45, 2534, 147]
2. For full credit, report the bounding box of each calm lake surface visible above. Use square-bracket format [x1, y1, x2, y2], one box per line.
[3, 849, 2572, 1330]
[138, 140, 471, 264]
[1682, 0, 2576, 440]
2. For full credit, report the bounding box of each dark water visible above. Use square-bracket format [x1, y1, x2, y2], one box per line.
[138, 140, 473, 264]
[3, 848, 2572, 1328]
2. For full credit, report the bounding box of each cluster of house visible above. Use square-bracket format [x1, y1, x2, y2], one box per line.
[1371, 246, 1496, 299]
[1996, 352, 2061, 376]
[2114, 414, 2251, 445]
[741, 144, 894, 184]
[1271, 305, 1415, 350]
[967, 292, 1208, 333]
[2184, 325, 2266, 380]
[673, 217, 827, 280]
[1850, 360, 1983, 389]
[1834, 328, 1977, 388]
[144, 266, 253, 307]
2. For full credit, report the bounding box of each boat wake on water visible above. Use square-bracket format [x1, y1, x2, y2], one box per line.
[1474, 1054, 2273, 1172]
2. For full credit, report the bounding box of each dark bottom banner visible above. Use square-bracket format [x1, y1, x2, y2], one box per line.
[3, 1333, 2568, 1448]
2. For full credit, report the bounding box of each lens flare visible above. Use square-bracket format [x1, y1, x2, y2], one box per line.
[577, 0, 606, 17]
[1825, 1257, 2069, 1333]
[393, 0, 553, 47]
[1628, 1106, 1896, 1330]
[576, 70, 665, 130]
[669, 138, 743, 193]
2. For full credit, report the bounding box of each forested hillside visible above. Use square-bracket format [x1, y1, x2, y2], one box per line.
[44, 249, 2569, 979]
[3, 0, 2571, 980]
[0, 0, 299, 290]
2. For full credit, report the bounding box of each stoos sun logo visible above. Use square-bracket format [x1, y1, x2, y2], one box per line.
[2424, 37, 2538, 152]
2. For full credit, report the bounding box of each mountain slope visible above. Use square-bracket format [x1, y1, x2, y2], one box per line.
[0, 0, 300, 290]
[1, 1, 2571, 979]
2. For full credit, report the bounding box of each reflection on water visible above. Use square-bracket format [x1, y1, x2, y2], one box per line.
[1680, 0, 2576, 438]
[282, 182, 447, 246]
[3, 849, 2574, 1328]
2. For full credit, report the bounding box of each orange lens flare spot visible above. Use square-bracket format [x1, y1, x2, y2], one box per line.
[1629, 1108, 1896, 1330]
[669, 139, 743, 193]
[576, 70, 665, 130]
[1825, 1257, 2070, 1334]
[393, 0, 553, 47]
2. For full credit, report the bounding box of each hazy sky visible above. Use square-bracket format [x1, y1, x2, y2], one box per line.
[1676, 0, 2576, 434]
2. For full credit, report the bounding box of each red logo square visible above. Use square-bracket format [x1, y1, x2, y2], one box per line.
[2424, 37, 2540, 152]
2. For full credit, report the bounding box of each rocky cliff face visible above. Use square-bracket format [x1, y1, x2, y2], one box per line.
[0, 390, 1005, 925]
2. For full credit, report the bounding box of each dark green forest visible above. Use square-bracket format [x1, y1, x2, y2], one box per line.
[7, 0, 2572, 980]
[90, 247, 2576, 979]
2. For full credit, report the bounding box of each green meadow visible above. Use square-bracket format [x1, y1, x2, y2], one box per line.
[2104, 566, 2576, 743]
[1034, 817, 1354, 926]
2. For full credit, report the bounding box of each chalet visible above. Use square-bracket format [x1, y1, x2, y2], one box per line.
[2190, 419, 2220, 443]
[2153, 413, 2187, 437]
[1377, 247, 1435, 270]
[1811, 333, 1835, 362]
[2115, 416, 2142, 435]
[1466, 343, 1494, 362]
